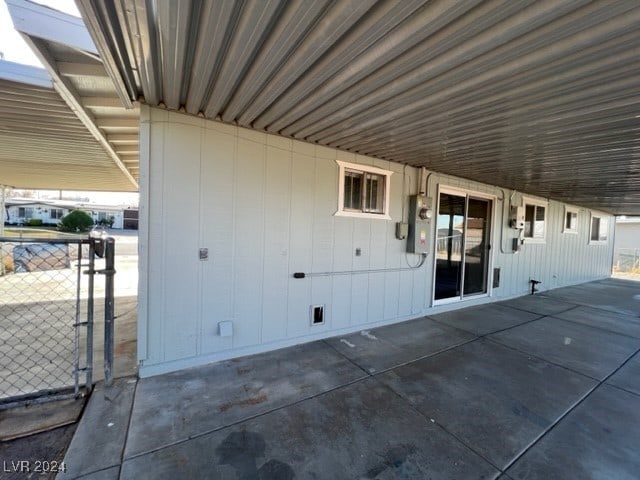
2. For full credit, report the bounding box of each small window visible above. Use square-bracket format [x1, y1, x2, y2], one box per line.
[51, 208, 65, 219]
[590, 214, 609, 243]
[523, 199, 547, 241]
[563, 207, 578, 234]
[336, 161, 392, 219]
[18, 207, 33, 218]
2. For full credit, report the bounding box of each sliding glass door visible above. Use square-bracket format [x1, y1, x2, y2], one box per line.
[434, 190, 492, 303]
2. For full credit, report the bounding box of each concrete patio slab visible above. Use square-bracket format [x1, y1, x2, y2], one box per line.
[545, 278, 640, 316]
[120, 378, 500, 480]
[552, 305, 640, 339]
[324, 316, 475, 373]
[606, 352, 640, 396]
[497, 295, 576, 317]
[57, 279, 640, 479]
[429, 303, 542, 335]
[378, 339, 596, 470]
[59, 378, 137, 479]
[507, 384, 640, 480]
[490, 317, 640, 380]
[124, 341, 367, 458]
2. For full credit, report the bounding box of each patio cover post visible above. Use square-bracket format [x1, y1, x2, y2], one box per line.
[0, 185, 6, 275]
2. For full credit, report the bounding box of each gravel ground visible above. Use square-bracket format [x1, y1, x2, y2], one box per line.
[0, 424, 77, 480]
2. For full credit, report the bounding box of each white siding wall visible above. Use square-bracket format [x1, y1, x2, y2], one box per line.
[138, 107, 615, 376]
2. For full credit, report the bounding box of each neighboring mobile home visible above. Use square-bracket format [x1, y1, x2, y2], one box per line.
[4, 198, 136, 229]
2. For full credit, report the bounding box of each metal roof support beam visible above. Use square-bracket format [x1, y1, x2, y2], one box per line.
[107, 134, 139, 145]
[58, 62, 109, 77]
[80, 96, 127, 108]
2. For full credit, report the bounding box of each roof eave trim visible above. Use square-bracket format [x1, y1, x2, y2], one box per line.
[0, 60, 52, 88]
[6, 0, 97, 54]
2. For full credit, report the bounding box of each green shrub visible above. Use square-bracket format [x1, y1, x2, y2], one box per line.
[97, 216, 115, 228]
[58, 210, 94, 232]
[28, 218, 43, 226]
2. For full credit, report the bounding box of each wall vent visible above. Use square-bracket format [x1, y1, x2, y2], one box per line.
[311, 305, 325, 326]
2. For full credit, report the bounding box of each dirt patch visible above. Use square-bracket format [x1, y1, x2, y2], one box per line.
[0, 423, 76, 480]
[612, 272, 640, 282]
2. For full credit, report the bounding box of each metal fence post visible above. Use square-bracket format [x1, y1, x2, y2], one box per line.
[86, 239, 95, 392]
[103, 238, 116, 387]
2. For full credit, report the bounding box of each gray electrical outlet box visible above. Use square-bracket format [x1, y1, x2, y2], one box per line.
[512, 237, 521, 252]
[396, 222, 408, 240]
[509, 206, 525, 229]
[407, 195, 431, 254]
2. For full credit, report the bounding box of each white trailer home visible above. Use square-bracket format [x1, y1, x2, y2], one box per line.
[4, 198, 130, 229]
[4, 199, 71, 226]
[4, 0, 639, 377]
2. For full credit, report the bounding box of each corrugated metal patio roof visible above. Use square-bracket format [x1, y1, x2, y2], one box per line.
[1, 0, 139, 192]
[77, 0, 640, 214]
[0, 60, 136, 191]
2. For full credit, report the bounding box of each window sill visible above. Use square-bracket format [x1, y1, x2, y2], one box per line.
[563, 230, 578, 235]
[335, 210, 392, 220]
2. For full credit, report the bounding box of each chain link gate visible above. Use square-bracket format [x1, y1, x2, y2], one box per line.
[0, 233, 115, 407]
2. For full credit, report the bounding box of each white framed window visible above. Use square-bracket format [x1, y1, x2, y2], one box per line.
[589, 214, 609, 243]
[51, 208, 65, 219]
[336, 161, 392, 219]
[563, 207, 578, 234]
[18, 207, 33, 218]
[522, 198, 547, 242]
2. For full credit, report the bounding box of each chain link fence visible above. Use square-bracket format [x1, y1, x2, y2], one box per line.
[612, 248, 640, 274]
[0, 237, 93, 406]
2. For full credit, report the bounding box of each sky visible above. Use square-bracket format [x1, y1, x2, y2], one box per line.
[0, 0, 139, 206]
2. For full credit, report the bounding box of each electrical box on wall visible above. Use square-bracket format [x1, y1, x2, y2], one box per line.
[512, 237, 521, 253]
[509, 205, 525, 229]
[407, 195, 432, 254]
[395, 222, 408, 240]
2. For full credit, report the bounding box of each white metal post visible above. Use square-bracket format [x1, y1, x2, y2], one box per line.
[0, 185, 6, 276]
